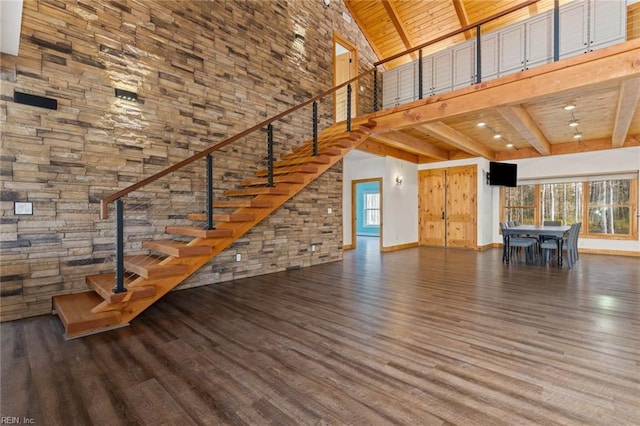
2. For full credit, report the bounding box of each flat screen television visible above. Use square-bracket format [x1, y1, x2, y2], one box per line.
[489, 161, 517, 187]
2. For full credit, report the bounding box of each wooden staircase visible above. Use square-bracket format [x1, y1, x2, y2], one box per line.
[52, 121, 376, 339]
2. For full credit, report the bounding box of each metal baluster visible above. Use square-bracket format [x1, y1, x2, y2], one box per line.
[113, 198, 126, 294]
[346, 83, 352, 132]
[204, 154, 215, 230]
[373, 67, 378, 112]
[312, 101, 318, 156]
[553, 0, 560, 62]
[476, 25, 482, 84]
[267, 123, 274, 187]
[418, 49, 423, 99]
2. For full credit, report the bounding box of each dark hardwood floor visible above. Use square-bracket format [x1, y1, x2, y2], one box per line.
[2, 245, 639, 425]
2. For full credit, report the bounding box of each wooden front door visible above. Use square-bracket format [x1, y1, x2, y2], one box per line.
[446, 165, 477, 248]
[419, 165, 477, 248]
[419, 168, 446, 246]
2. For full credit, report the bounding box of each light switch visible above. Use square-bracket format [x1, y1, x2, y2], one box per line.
[327, 208, 332, 214]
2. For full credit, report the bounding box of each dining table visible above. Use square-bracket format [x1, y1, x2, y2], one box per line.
[502, 225, 571, 266]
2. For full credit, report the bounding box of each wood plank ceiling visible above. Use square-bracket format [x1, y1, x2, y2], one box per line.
[343, 0, 640, 164]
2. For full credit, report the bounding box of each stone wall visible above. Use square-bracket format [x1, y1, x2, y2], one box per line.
[0, 0, 378, 320]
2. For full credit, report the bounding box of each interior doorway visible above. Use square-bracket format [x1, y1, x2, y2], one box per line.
[351, 178, 382, 250]
[333, 33, 358, 123]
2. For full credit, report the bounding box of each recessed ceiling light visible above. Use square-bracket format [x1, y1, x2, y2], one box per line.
[573, 133, 582, 139]
[569, 120, 579, 127]
[563, 104, 576, 111]
[493, 133, 502, 139]
[476, 122, 486, 127]
[506, 143, 514, 148]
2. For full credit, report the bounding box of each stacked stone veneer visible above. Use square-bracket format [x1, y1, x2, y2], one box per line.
[0, 0, 378, 321]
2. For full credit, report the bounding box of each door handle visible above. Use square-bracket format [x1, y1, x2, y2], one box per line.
[441, 212, 445, 220]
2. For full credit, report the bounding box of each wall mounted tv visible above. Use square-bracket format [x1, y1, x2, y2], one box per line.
[488, 162, 517, 187]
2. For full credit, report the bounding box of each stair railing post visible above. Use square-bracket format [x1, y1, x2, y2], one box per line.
[113, 198, 127, 294]
[373, 67, 378, 112]
[267, 123, 274, 187]
[553, 0, 560, 62]
[476, 24, 482, 84]
[346, 83, 352, 132]
[418, 49, 423, 99]
[312, 101, 318, 156]
[204, 154, 215, 230]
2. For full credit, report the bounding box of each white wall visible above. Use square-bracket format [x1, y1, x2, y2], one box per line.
[343, 152, 418, 248]
[0, 0, 23, 56]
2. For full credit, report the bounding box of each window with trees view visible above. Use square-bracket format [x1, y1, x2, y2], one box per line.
[501, 178, 637, 239]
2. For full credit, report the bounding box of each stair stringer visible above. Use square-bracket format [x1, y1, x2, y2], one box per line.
[83, 126, 374, 330]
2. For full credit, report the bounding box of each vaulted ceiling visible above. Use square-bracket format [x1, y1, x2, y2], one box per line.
[343, 0, 640, 164]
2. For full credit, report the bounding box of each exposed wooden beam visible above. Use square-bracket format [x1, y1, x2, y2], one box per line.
[612, 78, 640, 148]
[356, 140, 419, 163]
[343, 0, 385, 63]
[369, 42, 640, 132]
[381, 0, 418, 61]
[418, 122, 495, 160]
[371, 130, 449, 160]
[497, 105, 551, 156]
[452, 0, 473, 40]
[495, 135, 640, 161]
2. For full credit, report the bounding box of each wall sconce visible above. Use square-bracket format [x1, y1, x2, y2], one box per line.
[115, 88, 137, 101]
[395, 175, 403, 186]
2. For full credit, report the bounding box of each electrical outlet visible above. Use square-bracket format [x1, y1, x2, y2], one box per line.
[235, 253, 241, 262]
[14, 202, 33, 215]
[311, 244, 316, 252]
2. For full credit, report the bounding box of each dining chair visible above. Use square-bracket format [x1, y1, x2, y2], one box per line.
[563, 222, 581, 267]
[500, 222, 537, 263]
[540, 220, 562, 243]
[540, 222, 579, 267]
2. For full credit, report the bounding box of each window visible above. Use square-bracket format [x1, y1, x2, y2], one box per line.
[501, 178, 637, 239]
[503, 185, 536, 225]
[588, 180, 631, 235]
[364, 192, 380, 226]
[541, 182, 582, 225]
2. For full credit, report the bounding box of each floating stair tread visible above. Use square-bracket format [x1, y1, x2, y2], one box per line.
[224, 187, 290, 197]
[166, 226, 234, 239]
[285, 146, 343, 159]
[187, 213, 256, 222]
[255, 165, 318, 177]
[85, 273, 156, 304]
[53, 291, 122, 337]
[124, 255, 188, 279]
[272, 155, 331, 167]
[326, 138, 359, 148]
[143, 239, 213, 257]
[213, 199, 273, 208]
[240, 175, 306, 186]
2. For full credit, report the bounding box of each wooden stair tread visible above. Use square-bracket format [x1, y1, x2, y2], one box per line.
[86, 273, 156, 304]
[53, 291, 123, 338]
[240, 175, 306, 186]
[284, 146, 343, 159]
[166, 226, 234, 238]
[213, 199, 273, 208]
[124, 255, 188, 279]
[255, 165, 318, 177]
[187, 213, 256, 222]
[272, 155, 331, 168]
[224, 187, 290, 197]
[143, 239, 213, 257]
